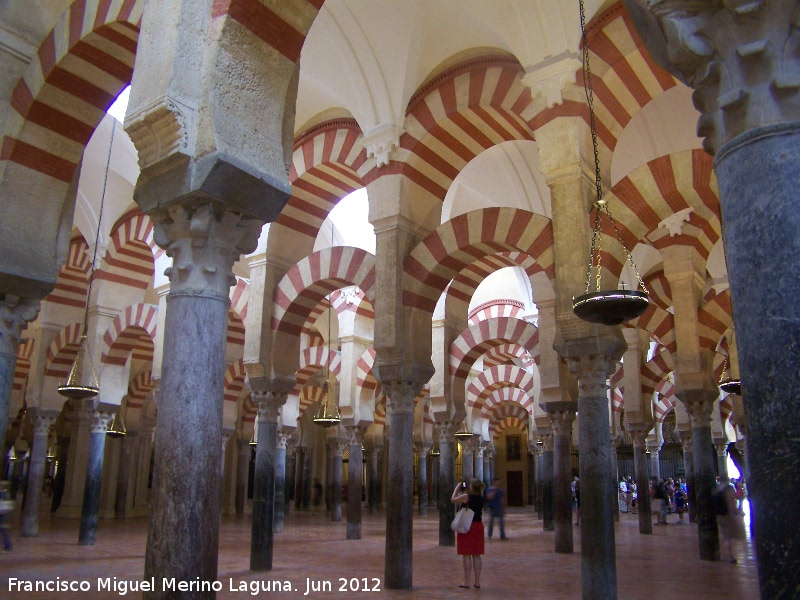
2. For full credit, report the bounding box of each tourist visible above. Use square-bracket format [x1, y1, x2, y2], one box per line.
[451, 479, 486, 589]
[486, 477, 506, 539]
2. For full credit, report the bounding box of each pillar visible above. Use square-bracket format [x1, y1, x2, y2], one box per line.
[236, 438, 250, 515]
[459, 436, 473, 482]
[273, 430, 289, 533]
[220, 429, 232, 508]
[346, 426, 365, 539]
[20, 409, 57, 536]
[250, 391, 285, 570]
[550, 409, 575, 553]
[540, 433, 554, 532]
[78, 409, 113, 545]
[114, 431, 137, 519]
[301, 446, 312, 510]
[417, 444, 429, 516]
[681, 432, 697, 524]
[383, 381, 419, 589]
[474, 443, 485, 487]
[536, 445, 544, 519]
[631, 431, 652, 535]
[527, 449, 537, 506]
[56, 406, 93, 517]
[143, 205, 262, 596]
[330, 439, 345, 522]
[133, 423, 153, 516]
[647, 443, 661, 481]
[435, 419, 455, 546]
[715, 443, 729, 480]
[367, 445, 378, 515]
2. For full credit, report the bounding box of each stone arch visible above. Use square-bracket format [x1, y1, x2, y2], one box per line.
[223, 359, 247, 405]
[44, 234, 91, 309]
[45, 322, 85, 379]
[127, 370, 154, 412]
[101, 303, 157, 365]
[294, 346, 341, 396]
[13, 339, 35, 395]
[466, 365, 535, 415]
[697, 288, 732, 352]
[229, 277, 250, 322]
[95, 208, 158, 289]
[450, 317, 540, 380]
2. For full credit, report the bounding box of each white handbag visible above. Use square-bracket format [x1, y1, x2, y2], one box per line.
[451, 506, 474, 534]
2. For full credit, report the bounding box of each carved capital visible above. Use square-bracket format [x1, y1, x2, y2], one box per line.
[0, 294, 40, 356]
[548, 409, 576, 437]
[277, 430, 291, 449]
[90, 411, 114, 435]
[540, 432, 554, 452]
[255, 391, 286, 423]
[434, 420, 455, 443]
[522, 52, 581, 108]
[679, 430, 693, 454]
[360, 126, 404, 168]
[565, 354, 619, 398]
[383, 380, 421, 415]
[680, 388, 717, 427]
[346, 425, 366, 446]
[30, 411, 57, 438]
[630, 429, 648, 449]
[153, 203, 263, 297]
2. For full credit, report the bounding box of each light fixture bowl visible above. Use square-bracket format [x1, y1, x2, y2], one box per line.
[454, 431, 473, 440]
[719, 379, 742, 395]
[573, 290, 649, 326]
[57, 384, 99, 400]
[106, 430, 126, 438]
[313, 416, 341, 428]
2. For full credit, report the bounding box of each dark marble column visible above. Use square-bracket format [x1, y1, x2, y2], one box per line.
[540, 433, 554, 532]
[417, 444, 429, 516]
[527, 450, 537, 505]
[631, 431, 652, 535]
[536, 447, 544, 519]
[474, 443, 485, 486]
[115, 431, 137, 519]
[383, 381, 420, 589]
[346, 426, 365, 539]
[330, 439, 345, 522]
[143, 205, 262, 598]
[435, 420, 455, 547]
[250, 392, 286, 570]
[682, 392, 720, 561]
[0, 295, 40, 476]
[326, 446, 334, 513]
[550, 409, 575, 553]
[293, 446, 305, 510]
[680, 433, 697, 524]
[236, 438, 250, 516]
[20, 409, 57, 536]
[78, 409, 113, 545]
[273, 430, 289, 533]
[647, 444, 661, 481]
[367, 445, 378, 514]
[459, 437, 473, 482]
[302, 445, 312, 510]
[430, 450, 439, 507]
[376, 444, 385, 509]
[220, 430, 232, 510]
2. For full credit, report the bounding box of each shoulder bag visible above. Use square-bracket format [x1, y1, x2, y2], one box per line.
[451, 505, 474, 534]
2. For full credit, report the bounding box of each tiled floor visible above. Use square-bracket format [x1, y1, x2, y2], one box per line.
[0, 507, 758, 599]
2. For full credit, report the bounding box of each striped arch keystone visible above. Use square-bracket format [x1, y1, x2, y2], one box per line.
[404, 208, 553, 313]
[467, 365, 535, 413]
[101, 303, 158, 365]
[450, 317, 539, 380]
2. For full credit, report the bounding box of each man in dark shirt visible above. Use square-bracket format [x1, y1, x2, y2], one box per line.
[486, 477, 506, 539]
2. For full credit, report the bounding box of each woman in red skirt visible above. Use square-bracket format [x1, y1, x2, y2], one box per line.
[451, 478, 486, 589]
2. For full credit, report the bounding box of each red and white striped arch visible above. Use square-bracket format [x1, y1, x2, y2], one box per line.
[489, 400, 530, 441]
[399, 56, 535, 204]
[452, 252, 546, 309]
[698, 289, 732, 352]
[44, 235, 91, 309]
[468, 299, 523, 325]
[241, 393, 257, 424]
[278, 119, 367, 244]
[481, 386, 533, 423]
[273, 247, 376, 337]
[329, 287, 375, 324]
[404, 208, 554, 313]
[298, 384, 326, 419]
[373, 394, 387, 427]
[293, 346, 341, 395]
[612, 387, 624, 414]
[223, 359, 247, 404]
[641, 348, 674, 398]
[642, 271, 672, 312]
[355, 346, 381, 400]
[101, 303, 157, 365]
[44, 322, 85, 379]
[630, 304, 676, 356]
[450, 317, 539, 380]
[466, 365, 535, 412]
[653, 380, 677, 424]
[482, 343, 535, 370]
[13, 339, 35, 393]
[719, 396, 734, 427]
[227, 309, 245, 349]
[3, 1, 143, 185]
[95, 209, 157, 289]
[127, 370, 153, 410]
[230, 277, 249, 322]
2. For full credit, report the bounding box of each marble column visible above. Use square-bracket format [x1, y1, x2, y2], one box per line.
[430, 450, 439, 507]
[435, 420, 456, 547]
[235, 438, 250, 515]
[550, 409, 575, 553]
[273, 430, 289, 533]
[647, 443, 661, 481]
[566, 346, 624, 600]
[383, 381, 420, 589]
[115, 431, 137, 519]
[284, 443, 294, 515]
[474, 443, 485, 487]
[631, 431, 652, 535]
[623, 5, 800, 594]
[681, 433, 697, 524]
[346, 426, 365, 539]
[610, 440, 620, 523]
[250, 392, 285, 570]
[540, 433, 554, 532]
[143, 205, 262, 596]
[78, 409, 113, 545]
[132, 424, 153, 516]
[684, 392, 720, 561]
[330, 439, 345, 522]
[325, 447, 334, 513]
[301, 446, 312, 509]
[527, 449, 537, 506]
[417, 444, 429, 516]
[367, 446, 379, 515]
[0, 295, 40, 475]
[459, 436, 474, 482]
[536, 446, 544, 519]
[715, 443, 729, 480]
[20, 409, 57, 536]
[220, 429, 232, 507]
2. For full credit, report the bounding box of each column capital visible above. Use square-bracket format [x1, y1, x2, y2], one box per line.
[345, 425, 366, 446]
[382, 380, 421, 415]
[415, 442, 431, 459]
[276, 430, 292, 449]
[540, 432, 554, 452]
[630, 429, 648, 449]
[548, 409, 576, 437]
[522, 52, 582, 109]
[28, 408, 59, 437]
[152, 202, 263, 298]
[678, 388, 718, 428]
[434, 420, 454, 443]
[254, 390, 287, 423]
[90, 411, 114, 434]
[0, 294, 40, 356]
[624, 0, 800, 154]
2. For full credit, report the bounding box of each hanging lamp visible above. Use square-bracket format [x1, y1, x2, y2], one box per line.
[58, 122, 116, 399]
[313, 222, 341, 428]
[454, 420, 473, 440]
[106, 411, 127, 438]
[572, 0, 649, 326]
[249, 419, 258, 446]
[430, 442, 440, 457]
[718, 357, 741, 396]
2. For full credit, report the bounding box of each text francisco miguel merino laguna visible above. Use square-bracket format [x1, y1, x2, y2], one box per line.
[8, 576, 383, 595]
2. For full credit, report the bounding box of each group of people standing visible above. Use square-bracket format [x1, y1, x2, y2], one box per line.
[649, 477, 687, 525]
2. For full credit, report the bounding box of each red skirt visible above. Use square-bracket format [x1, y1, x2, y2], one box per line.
[457, 521, 484, 555]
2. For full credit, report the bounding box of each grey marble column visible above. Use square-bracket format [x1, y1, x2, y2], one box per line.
[430, 450, 439, 507]
[416, 444, 429, 516]
[536, 446, 544, 519]
[236, 438, 250, 515]
[284, 444, 295, 512]
[435, 420, 455, 547]
[383, 381, 419, 589]
[631, 431, 652, 535]
[459, 436, 473, 482]
[0, 295, 40, 475]
[527, 451, 536, 505]
[250, 393, 285, 570]
[301, 445, 312, 509]
[330, 439, 345, 522]
[143, 205, 262, 598]
[681, 433, 697, 524]
[683, 393, 720, 561]
[220, 429, 232, 508]
[375, 445, 384, 509]
[647, 444, 661, 481]
[366, 446, 378, 514]
[20, 409, 57, 536]
[273, 430, 289, 533]
[346, 426, 365, 539]
[132, 424, 153, 515]
[474, 443, 485, 485]
[550, 409, 575, 553]
[540, 433, 554, 532]
[115, 431, 137, 519]
[326, 446, 334, 513]
[714, 443, 728, 480]
[78, 410, 113, 545]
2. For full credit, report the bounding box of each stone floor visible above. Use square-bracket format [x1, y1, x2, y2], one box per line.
[0, 506, 758, 599]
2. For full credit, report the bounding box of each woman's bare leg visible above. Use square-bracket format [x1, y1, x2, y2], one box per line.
[473, 556, 482, 586]
[462, 555, 472, 586]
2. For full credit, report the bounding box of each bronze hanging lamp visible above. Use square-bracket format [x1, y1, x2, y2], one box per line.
[58, 123, 116, 399]
[572, 0, 649, 326]
[106, 411, 127, 438]
[313, 226, 341, 428]
[454, 420, 473, 440]
[718, 357, 741, 396]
